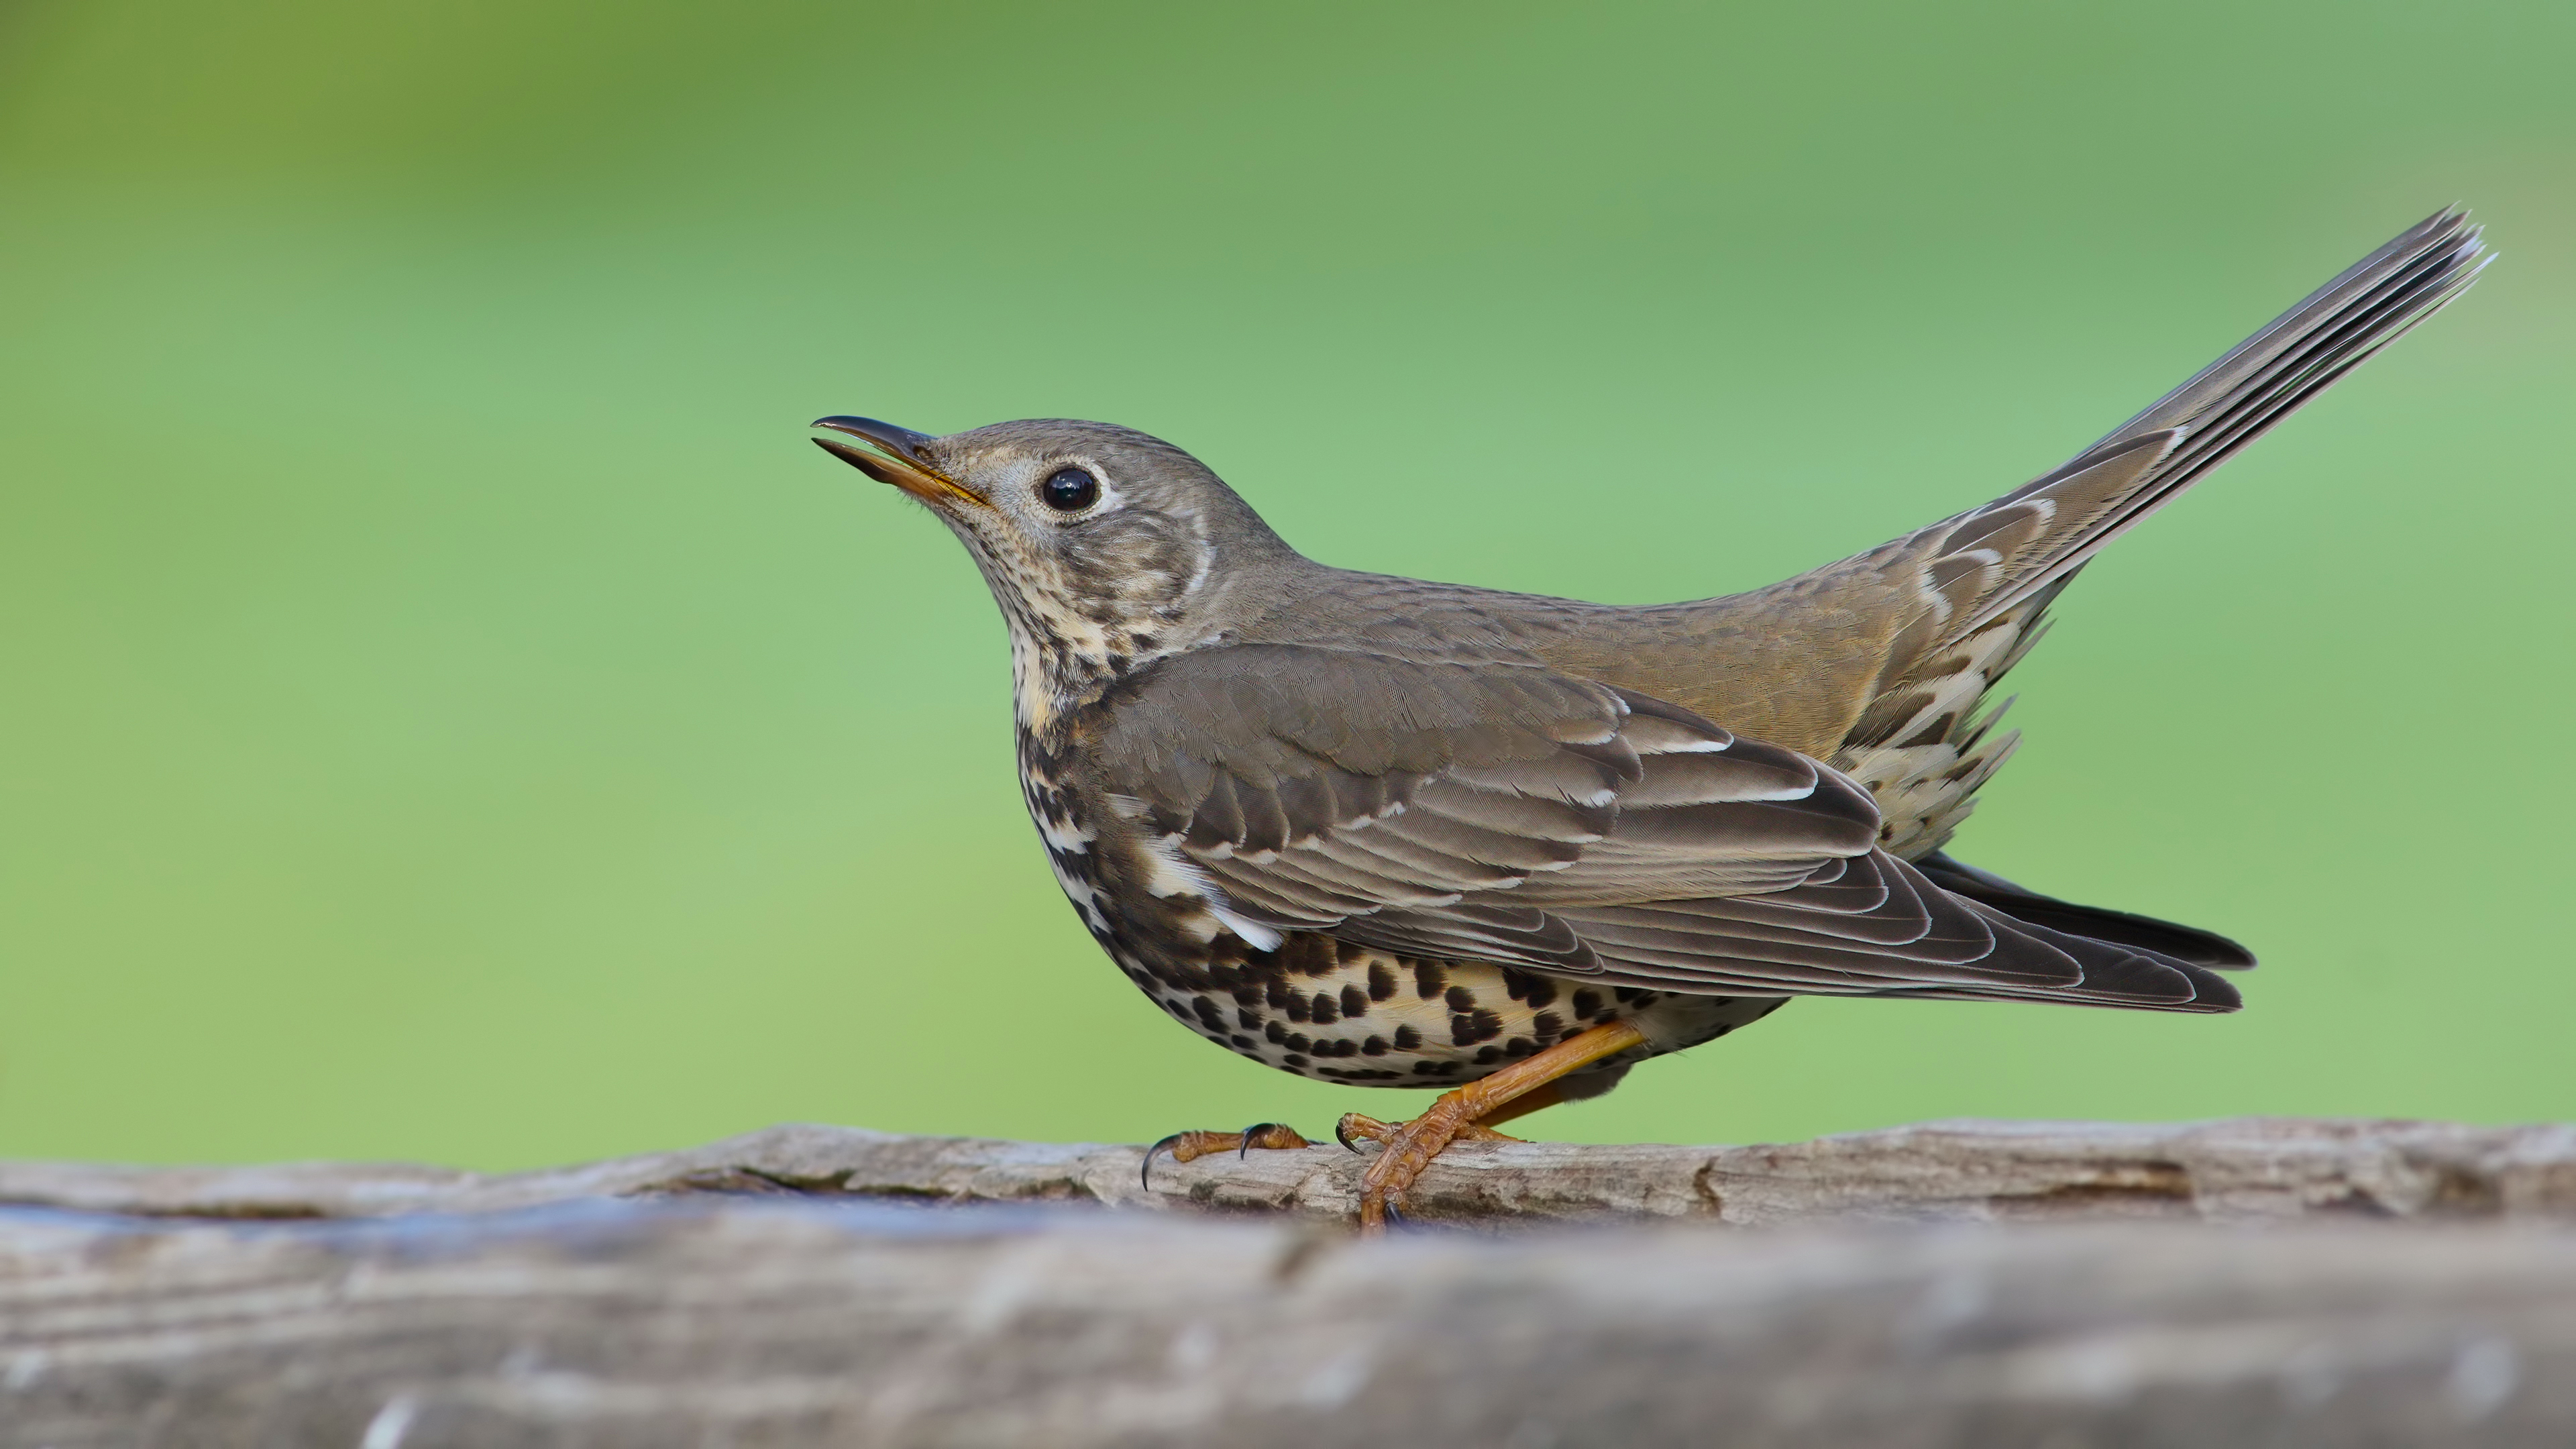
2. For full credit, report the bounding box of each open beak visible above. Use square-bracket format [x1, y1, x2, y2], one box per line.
[810, 417, 986, 508]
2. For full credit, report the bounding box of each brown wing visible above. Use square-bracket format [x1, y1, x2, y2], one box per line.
[1081, 645, 2239, 1010]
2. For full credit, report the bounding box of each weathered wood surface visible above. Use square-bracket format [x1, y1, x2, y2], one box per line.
[5, 1118, 2575, 1447]
[7, 1116, 2575, 1226]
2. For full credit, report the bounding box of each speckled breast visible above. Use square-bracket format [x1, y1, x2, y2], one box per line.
[1017, 729, 1784, 1089]
[1123, 932, 1790, 1089]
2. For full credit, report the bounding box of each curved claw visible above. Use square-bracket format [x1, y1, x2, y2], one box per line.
[1142, 1132, 1192, 1191]
[1238, 1123, 1287, 1160]
[1335, 1118, 1364, 1153]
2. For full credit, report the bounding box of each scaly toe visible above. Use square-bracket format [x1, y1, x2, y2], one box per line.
[1142, 1130, 1236, 1188]
[1236, 1122, 1312, 1158]
[1355, 1104, 1477, 1234]
[1142, 1124, 1313, 1189]
[1335, 1113, 1397, 1152]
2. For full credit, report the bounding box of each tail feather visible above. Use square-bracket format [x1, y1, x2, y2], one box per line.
[1831, 210, 2485, 860]
[1950, 208, 2488, 643]
[2100, 208, 2487, 446]
[1915, 851, 2255, 971]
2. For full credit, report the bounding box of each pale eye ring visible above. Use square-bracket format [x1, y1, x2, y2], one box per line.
[1039, 466, 1100, 512]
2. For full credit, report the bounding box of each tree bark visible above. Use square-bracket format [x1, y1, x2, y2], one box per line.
[5, 1118, 2574, 1446]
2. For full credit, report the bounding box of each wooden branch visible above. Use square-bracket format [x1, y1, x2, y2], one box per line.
[6, 1119, 2575, 1446]
[5, 1116, 2573, 1226]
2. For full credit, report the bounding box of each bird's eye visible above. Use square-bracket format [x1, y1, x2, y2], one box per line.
[1038, 466, 1101, 513]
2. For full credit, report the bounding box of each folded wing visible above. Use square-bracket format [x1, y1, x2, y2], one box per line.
[1081, 645, 2241, 1011]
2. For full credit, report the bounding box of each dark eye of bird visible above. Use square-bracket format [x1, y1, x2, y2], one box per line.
[1039, 467, 1100, 513]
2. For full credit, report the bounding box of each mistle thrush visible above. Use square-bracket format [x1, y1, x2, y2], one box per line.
[812, 209, 2485, 1230]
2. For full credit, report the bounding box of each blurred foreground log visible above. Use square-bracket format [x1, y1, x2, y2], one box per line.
[5, 1118, 2575, 1446]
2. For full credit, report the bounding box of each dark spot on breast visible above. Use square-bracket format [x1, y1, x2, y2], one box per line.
[1362, 1036, 1388, 1056]
[1613, 987, 1652, 1006]
[1311, 991, 1340, 1024]
[1237, 1006, 1263, 1030]
[1532, 1011, 1564, 1042]
[1504, 1037, 1535, 1057]
[1193, 998, 1226, 1030]
[1266, 980, 1294, 1010]
[1230, 1034, 1255, 1050]
[1473, 1046, 1502, 1065]
[1285, 993, 1311, 1023]
[1340, 985, 1369, 1018]
[1286, 936, 1336, 977]
[1444, 985, 1477, 1012]
[1285, 1032, 1312, 1053]
[1367, 963, 1397, 1001]
[1336, 939, 1366, 965]
[1392, 1024, 1422, 1051]
[1413, 962, 1448, 998]
[1451, 1009, 1505, 1046]
[1265, 1021, 1288, 1044]
[1332, 1039, 1358, 1057]
[1283, 1054, 1307, 1069]
[1570, 989, 1603, 1019]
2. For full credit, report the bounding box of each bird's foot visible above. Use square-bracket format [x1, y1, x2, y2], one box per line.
[1337, 1096, 1509, 1234]
[1333, 1018, 1654, 1234]
[1140, 1122, 1312, 1189]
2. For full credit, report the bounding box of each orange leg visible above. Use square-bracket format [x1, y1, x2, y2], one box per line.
[1339, 1020, 1649, 1234]
[1473, 1081, 1575, 1131]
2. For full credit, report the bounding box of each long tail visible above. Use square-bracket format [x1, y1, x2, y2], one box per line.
[1931, 207, 2488, 649]
[1832, 209, 2487, 861]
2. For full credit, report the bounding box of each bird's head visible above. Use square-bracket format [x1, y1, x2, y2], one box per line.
[812, 415, 1300, 723]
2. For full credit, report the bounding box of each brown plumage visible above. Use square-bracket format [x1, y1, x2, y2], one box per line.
[810, 209, 2486, 1228]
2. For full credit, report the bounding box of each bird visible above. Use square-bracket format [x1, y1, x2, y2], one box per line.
[811, 209, 2485, 1232]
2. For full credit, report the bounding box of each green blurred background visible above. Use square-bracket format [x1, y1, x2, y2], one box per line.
[3, 0, 2569, 1171]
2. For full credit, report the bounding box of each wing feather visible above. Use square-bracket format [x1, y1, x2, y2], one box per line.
[1081, 645, 2240, 1009]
